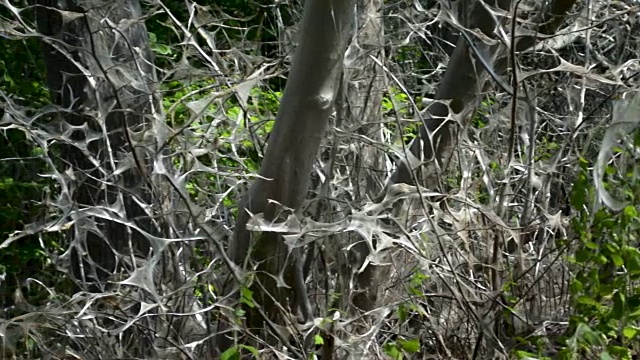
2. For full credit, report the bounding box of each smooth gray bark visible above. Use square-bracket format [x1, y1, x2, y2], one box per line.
[224, 0, 356, 349]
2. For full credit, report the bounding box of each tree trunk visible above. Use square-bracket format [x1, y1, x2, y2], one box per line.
[345, 0, 387, 313]
[35, 0, 160, 286]
[34, 0, 208, 356]
[389, 0, 578, 189]
[223, 0, 356, 349]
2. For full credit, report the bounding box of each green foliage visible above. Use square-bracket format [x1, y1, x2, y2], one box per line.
[515, 350, 552, 360]
[383, 341, 404, 360]
[240, 285, 256, 308]
[407, 270, 430, 297]
[0, 178, 46, 271]
[386, 270, 428, 358]
[220, 344, 260, 360]
[398, 338, 420, 353]
[559, 146, 640, 359]
[383, 338, 420, 360]
[392, 44, 434, 80]
[148, 32, 174, 57]
[382, 87, 421, 144]
[536, 137, 561, 161]
[0, 27, 56, 307]
[471, 97, 495, 129]
[381, 87, 410, 115]
[160, 77, 280, 221]
[0, 37, 48, 108]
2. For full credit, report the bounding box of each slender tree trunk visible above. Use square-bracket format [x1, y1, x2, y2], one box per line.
[389, 0, 577, 188]
[346, 0, 387, 313]
[222, 0, 356, 350]
[35, 0, 160, 286]
[34, 1, 208, 356]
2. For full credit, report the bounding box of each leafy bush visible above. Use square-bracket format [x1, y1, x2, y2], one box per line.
[559, 138, 640, 359]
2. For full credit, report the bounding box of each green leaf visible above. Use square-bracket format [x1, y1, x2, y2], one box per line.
[221, 346, 240, 360]
[240, 286, 256, 308]
[612, 291, 626, 318]
[239, 345, 260, 358]
[629, 306, 640, 318]
[398, 338, 420, 353]
[572, 323, 604, 347]
[383, 342, 403, 360]
[585, 240, 598, 250]
[577, 295, 602, 308]
[397, 304, 408, 322]
[624, 205, 637, 218]
[606, 345, 631, 359]
[611, 253, 624, 267]
[154, 44, 172, 55]
[623, 247, 640, 275]
[314, 335, 324, 345]
[570, 170, 589, 209]
[575, 248, 591, 263]
[623, 326, 639, 339]
[600, 351, 615, 360]
[515, 350, 539, 359]
[557, 348, 573, 360]
[570, 279, 584, 293]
